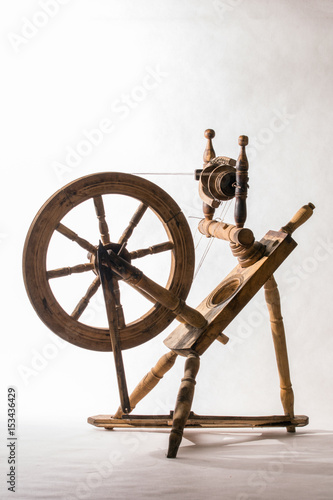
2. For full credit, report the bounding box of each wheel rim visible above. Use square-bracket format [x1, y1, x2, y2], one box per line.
[23, 172, 195, 351]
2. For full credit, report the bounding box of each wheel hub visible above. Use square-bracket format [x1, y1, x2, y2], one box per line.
[89, 242, 132, 278]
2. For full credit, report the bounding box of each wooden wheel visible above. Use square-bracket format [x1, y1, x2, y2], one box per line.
[23, 172, 195, 352]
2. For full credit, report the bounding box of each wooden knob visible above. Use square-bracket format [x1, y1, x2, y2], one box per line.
[238, 135, 248, 146]
[203, 128, 217, 220]
[203, 129, 216, 165]
[280, 203, 315, 235]
[204, 129, 215, 140]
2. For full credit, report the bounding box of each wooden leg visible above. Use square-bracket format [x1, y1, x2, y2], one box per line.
[264, 275, 295, 432]
[113, 351, 178, 418]
[98, 244, 130, 414]
[167, 351, 200, 458]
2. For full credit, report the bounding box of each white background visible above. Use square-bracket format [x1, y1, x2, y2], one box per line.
[0, 1, 333, 498]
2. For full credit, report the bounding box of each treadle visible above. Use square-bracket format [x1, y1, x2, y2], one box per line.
[88, 413, 309, 429]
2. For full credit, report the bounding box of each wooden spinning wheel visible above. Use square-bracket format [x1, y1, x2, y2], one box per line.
[23, 172, 195, 352]
[23, 130, 315, 459]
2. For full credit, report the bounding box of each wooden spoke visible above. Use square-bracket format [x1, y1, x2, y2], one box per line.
[129, 241, 174, 260]
[71, 276, 100, 320]
[118, 202, 148, 246]
[93, 195, 111, 245]
[47, 262, 94, 279]
[56, 223, 96, 255]
[23, 172, 195, 352]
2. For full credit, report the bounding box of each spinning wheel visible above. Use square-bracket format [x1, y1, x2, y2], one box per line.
[23, 130, 315, 459]
[23, 172, 195, 352]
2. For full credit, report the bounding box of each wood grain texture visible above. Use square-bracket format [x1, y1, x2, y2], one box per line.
[167, 352, 200, 458]
[281, 203, 315, 235]
[22, 172, 195, 351]
[234, 135, 249, 228]
[202, 129, 217, 219]
[164, 230, 297, 355]
[88, 414, 309, 429]
[93, 195, 111, 245]
[118, 202, 148, 246]
[71, 276, 100, 320]
[98, 249, 130, 413]
[203, 129, 216, 164]
[198, 219, 254, 247]
[47, 262, 94, 279]
[56, 223, 96, 254]
[264, 275, 295, 432]
[129, 241, 174, 259]
[104, 249, 207, 329]
[230, 240, 266, 268]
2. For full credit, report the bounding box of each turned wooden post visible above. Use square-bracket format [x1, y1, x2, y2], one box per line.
[56, 222, 96, 254]
[118, 202, 148, 246]
[264, 275, 295, 432]
[265, 202, 315, 432]
[203, 129, 216, 220]
[234, 135, 249, 228]
[167, 351, 200, 458]
[93, 195, 111, 245]
[71, 276, 100, 320]
[113, 351, 178, 418]
[198, 219, 254, 247]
